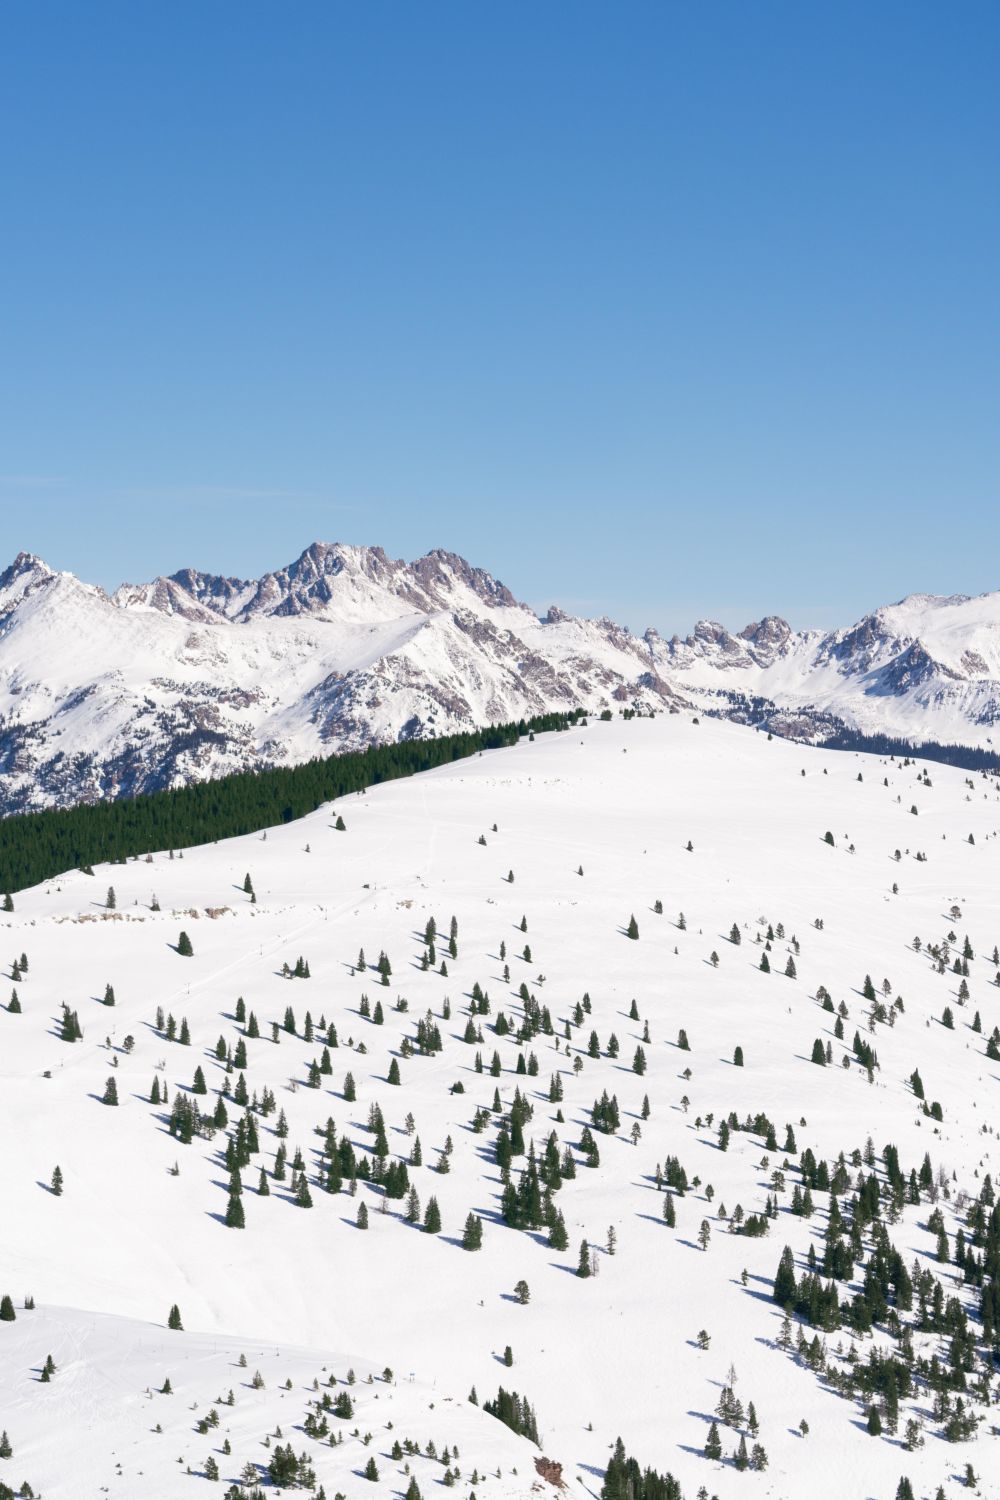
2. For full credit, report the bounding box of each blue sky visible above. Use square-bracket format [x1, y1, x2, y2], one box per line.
[1, 1, 997, 633]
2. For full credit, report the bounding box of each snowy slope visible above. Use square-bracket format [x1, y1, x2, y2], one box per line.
[3, 714, 1000, 1498]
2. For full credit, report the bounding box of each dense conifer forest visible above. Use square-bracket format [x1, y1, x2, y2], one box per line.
[0, 709, 584, 892]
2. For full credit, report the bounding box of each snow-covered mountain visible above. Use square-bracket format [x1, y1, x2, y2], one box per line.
[0, 544, 683, 815]
[664, 592, 1000, 749]
[2, 541, 999, 815]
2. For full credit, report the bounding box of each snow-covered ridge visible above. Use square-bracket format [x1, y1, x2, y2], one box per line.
[2, 541, 1000, 815]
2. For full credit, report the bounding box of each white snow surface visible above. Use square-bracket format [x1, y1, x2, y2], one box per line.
[3, 714, 1000, 1498]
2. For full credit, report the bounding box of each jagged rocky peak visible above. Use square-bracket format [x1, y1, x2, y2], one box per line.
[544, 604, 569, 624]
[738, 615, 792, 651]
[115, 542, 525, 624]
[0, 551, 55, 594]
[410, 548, 519, 609]
[688, 619, 745, 656]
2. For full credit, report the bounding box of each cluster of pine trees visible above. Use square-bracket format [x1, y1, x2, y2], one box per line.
[0, 709, 585, 891]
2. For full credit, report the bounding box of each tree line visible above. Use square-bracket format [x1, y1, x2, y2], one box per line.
[0, 709, 585, 891]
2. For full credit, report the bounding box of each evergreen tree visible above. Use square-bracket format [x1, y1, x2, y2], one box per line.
[177, 931, 193, 957]
[0, 1295, 16, 1322]
[576, 1239, 591, 1278]
[773, 1245, 796, 1307]
[704, 1420, 722, 1460]
[356, 1201, 369, 1229]
[167, 1304, 183, 1330]
[225, 1192, 245, 1228]
[103, 983, 115, 1006]
[423, 1196, 442, 1234]
[626, 915, 639, 940]
[103, 1076, 119, 1106]
[462, 1212, 484, 1250]
[51, 1165, 63, 1196]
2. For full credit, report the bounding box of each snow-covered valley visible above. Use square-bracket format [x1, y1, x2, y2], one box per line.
[3, 714, 1000, 1500]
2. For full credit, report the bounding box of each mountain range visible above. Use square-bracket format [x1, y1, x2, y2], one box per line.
[2, 540, 999, 814]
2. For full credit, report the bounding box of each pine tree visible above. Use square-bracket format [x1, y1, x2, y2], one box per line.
[177, 931, 193, 957]
[663, 1193, 676, 1228]
[0, 1295, 16, 1322]
[356, 1201, 369, 1229]
[225, 1192, 245, 1228]
[167, 1304, 183, 1330]
[576, 1239, 591, 1278]
[387, 1057, 401, 1085]
[424, 1196, 442, 1234]
[103, 1076, 119, 1106]
[760, 953, 770, 973]
[51, 1165, 63, 1196]
[810, 1039, 826, 1066]
[704, 1420, 722, 1460]
[462, 1212, 483, 1250]
[106, 885, 116, 910]
[103, 983, 115, 1006]
[363, 1455, 379, 1481]
[626, 915, 639, 940]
